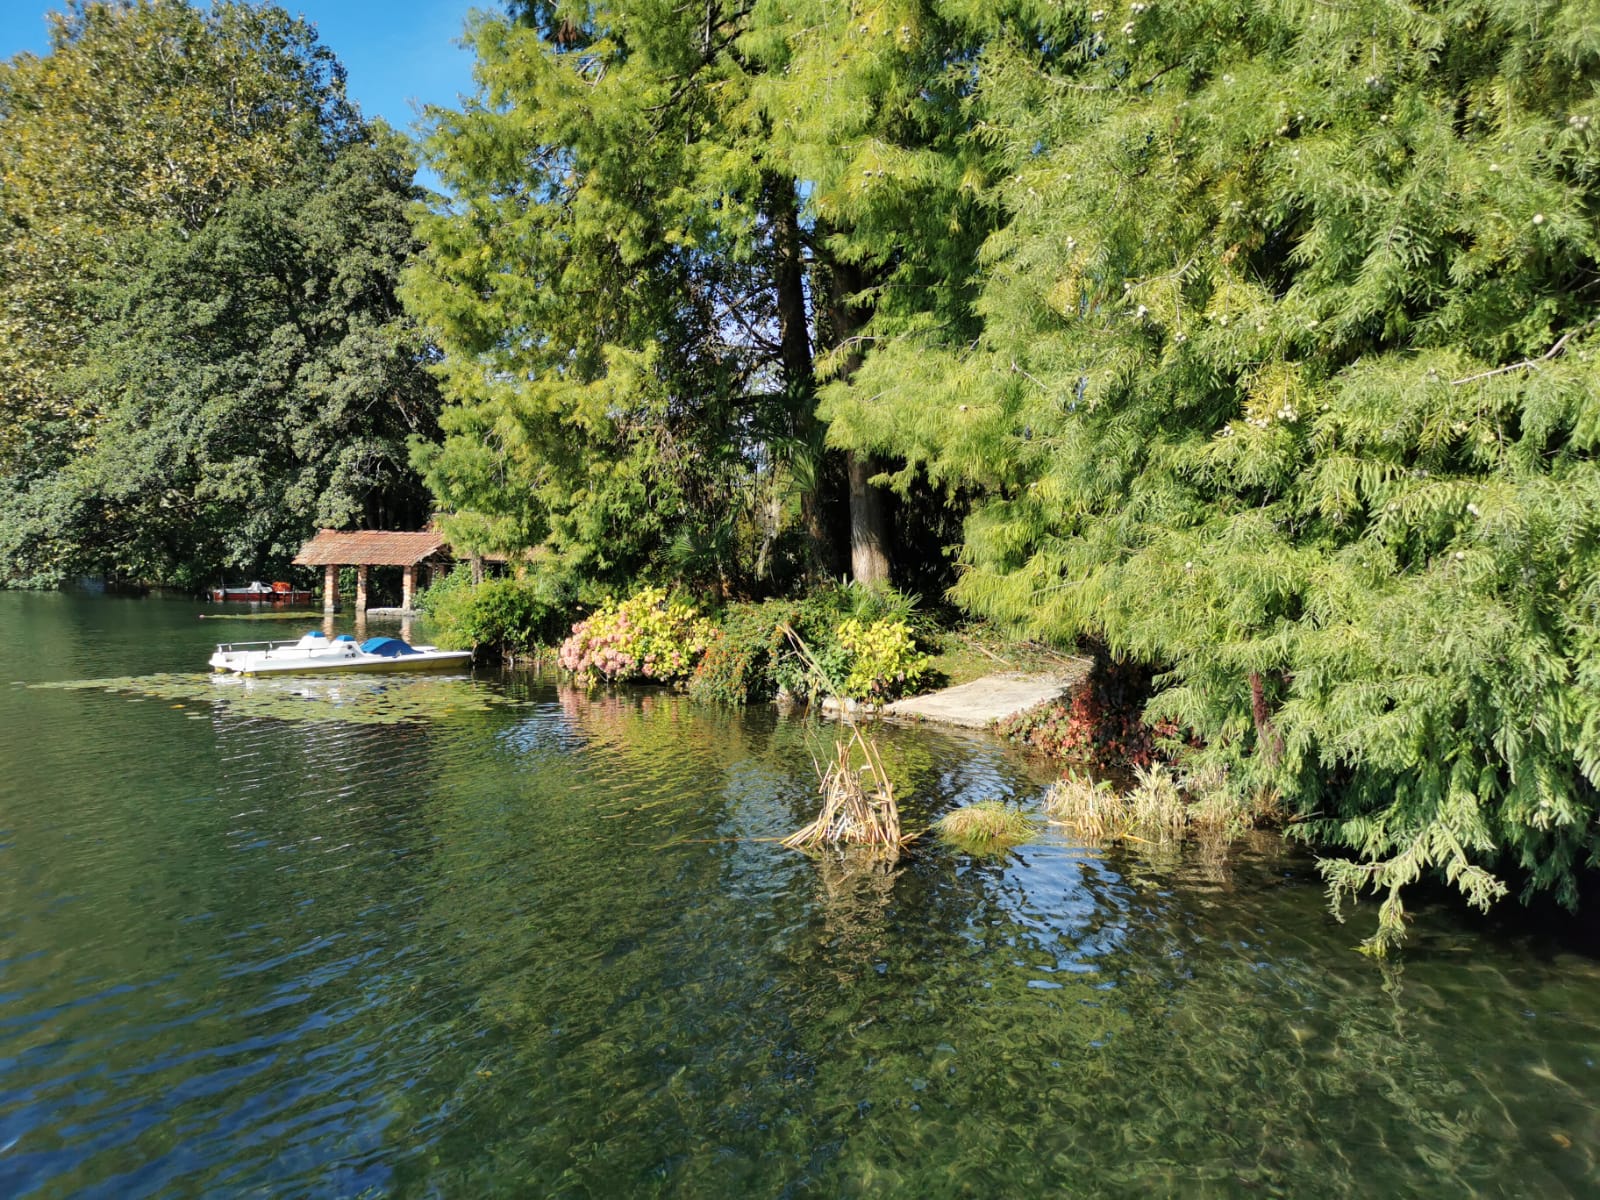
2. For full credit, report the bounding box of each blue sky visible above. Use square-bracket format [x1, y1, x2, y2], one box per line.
[0, 2, 484, 143]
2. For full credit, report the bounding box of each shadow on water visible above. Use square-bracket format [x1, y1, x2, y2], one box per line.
[1, 593, 1598, 1197]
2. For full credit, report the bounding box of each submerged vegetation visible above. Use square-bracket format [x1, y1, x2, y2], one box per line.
[5, 0, 1600, 946]
[30, 672, 528, 725]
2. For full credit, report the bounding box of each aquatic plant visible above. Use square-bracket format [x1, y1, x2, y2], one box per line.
[1044, 772, 1123, 840]
[31, 673, 524, 726]
[784, 726, 905, 853]
[933, 800, 1037, 854]
[1047, 764, 1252, 843]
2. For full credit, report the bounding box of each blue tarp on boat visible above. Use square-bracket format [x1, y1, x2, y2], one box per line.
[360, 637, 419, 657]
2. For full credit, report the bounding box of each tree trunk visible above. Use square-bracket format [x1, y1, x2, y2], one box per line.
[764, 172, 836, 577]
[1249, 670, 1284, 766]
[848, 452, 890, 586]
[824, 255, 891, 587]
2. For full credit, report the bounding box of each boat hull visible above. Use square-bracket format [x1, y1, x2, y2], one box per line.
[222, 652, 473, 677]
[209, 589, 315, 604]
[209, 633, 472, 676]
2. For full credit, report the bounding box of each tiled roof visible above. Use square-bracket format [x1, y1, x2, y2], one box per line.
[292, 529, 448, 567]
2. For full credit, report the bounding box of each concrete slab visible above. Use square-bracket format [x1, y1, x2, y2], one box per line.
[881, 661, 1090, 729]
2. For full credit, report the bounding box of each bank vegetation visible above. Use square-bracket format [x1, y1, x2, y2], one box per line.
[5, 0, 1600, 950]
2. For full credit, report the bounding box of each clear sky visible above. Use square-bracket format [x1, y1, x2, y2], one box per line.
[0, 1, 484, 143]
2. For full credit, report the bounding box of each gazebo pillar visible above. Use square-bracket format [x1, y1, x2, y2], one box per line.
[402, 563, 416, 611]
[323, 563, 338, 614]
[355, 564, 369, 613]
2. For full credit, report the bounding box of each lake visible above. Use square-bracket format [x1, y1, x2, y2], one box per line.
[1, 591, 1597, 1196]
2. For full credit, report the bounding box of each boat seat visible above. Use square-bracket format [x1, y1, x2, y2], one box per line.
[359, 636, 420, 657]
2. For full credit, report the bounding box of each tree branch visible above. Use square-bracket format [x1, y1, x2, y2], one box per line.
[1450, 318, 1598, 386]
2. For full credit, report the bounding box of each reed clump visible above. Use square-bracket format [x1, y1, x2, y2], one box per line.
[933, 800, 1037, 853]
[784, 725, 906, 853]
[1046, 763, 1265, 841]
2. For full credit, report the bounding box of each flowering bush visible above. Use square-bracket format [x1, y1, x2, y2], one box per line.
[557, 586, 712, 683]
[835, 616, 930, 702]
[686, 600, 800, 705]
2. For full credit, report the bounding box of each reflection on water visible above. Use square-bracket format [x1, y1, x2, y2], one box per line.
[1, 592, 1598, 1197]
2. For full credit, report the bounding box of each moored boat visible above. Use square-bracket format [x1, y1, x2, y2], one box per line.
[209, 580, 316, 604]
[209, 631, 472, 676]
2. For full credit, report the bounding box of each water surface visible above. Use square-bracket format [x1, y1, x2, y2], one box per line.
[1, 592, 1597, 1196]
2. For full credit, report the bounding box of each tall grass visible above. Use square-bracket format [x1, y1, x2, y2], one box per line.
[1046, 763, 1272, 842]
[933, 800, 1037, 853]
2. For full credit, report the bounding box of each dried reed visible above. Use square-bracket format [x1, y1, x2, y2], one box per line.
[1046, 761, 1273, 844]
[1044, 771, 1122, 838]
[784, 724, 905, 851]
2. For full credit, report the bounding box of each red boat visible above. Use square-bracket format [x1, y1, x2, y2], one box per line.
[209, 580, 315, 604]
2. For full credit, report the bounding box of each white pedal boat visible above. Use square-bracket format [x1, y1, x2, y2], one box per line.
[209, 631, 473, 676]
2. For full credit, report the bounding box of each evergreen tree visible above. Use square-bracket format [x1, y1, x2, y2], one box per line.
[405, 0, 1001, 593]
[846, 0, 1600, 948]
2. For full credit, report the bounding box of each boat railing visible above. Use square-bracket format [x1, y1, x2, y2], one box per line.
[212, 639, 307, 654]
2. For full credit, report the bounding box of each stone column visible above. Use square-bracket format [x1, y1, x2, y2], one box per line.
[402, 563, 416, 612]
[355, 564, 369, 613]
[324, 563, 338, 614]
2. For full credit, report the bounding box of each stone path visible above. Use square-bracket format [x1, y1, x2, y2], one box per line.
[880, 661, 1091, 729]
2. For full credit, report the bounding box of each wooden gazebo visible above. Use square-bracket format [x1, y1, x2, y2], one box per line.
[293, 529, 449, 614]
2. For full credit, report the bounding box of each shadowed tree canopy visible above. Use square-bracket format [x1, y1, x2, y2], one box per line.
[0, 1, 439, 585]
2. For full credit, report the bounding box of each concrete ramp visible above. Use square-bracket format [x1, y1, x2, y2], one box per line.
[882, 663, 1090, 729]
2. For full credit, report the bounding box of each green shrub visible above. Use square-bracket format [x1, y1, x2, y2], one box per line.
[558, 585, 712, 684]
[687, 600, 800, 705]
[835, 616, 929, 701]
[418, 572, 563, 657]
[760, 584, 934, 704]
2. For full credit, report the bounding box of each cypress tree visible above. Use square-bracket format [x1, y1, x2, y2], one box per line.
[850, 0, 1600, 949]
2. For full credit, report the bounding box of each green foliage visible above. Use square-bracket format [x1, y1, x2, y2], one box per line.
[766, 582, 934, 703]
[419, 572, 565, 657]
[835, 616, 930, 703]
[686, 600, 802, 706]
[0, 0, 360, 474]
[0, 1, 435, 585]
[932, 800, 1037, 854]
[404, 1, 815, 592]
[558, 586, 713, 684]
[802, 0, 1600, 947]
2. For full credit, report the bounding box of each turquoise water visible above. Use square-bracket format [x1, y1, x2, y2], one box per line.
[1, 591, 1597, 1196]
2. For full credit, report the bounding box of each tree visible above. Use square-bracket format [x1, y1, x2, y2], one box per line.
[406, 1, 794, 593]
[0, 0, 361, 475]
[3, 135, 439, 584]
[848, 0, 1600, 948]
[0, 1, 436, 585]
[406, 0, 999, 594]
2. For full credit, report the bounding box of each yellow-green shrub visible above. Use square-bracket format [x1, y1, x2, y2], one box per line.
[835, 616, 929, 702]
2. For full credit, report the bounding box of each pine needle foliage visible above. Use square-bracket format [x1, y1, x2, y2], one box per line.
[816, 1, 1600, 949]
